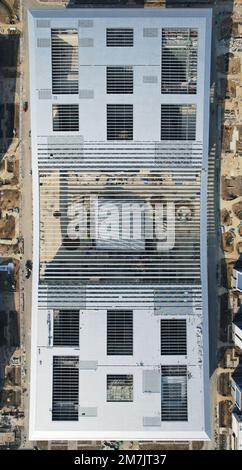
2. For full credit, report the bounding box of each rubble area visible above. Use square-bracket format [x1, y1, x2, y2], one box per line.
[217, 0, 242, 451]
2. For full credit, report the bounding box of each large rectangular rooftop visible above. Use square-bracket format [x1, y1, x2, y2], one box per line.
[28, 7, 212, 440]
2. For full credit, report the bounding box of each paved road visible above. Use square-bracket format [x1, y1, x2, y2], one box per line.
[19, 0, 63, 447]
[19, 0, 34, 448]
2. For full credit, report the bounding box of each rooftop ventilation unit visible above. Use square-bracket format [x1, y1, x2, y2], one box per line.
[52, 104, 79, 132]
[107, 310, 133, 356]
[106, 28, 134, 47]
[52, 356, 79, 421]
[53, 310, 80, 347]
[107, 66, 133, 94]
[161, 365, 188, 421]
[160, 319, 187, 355]
[107, 104, 133, 140]
[51, 28, 78, 94]
[161, 28, 198, 94]
[161, 104, 196, 141]
[107, 375, 133, 402]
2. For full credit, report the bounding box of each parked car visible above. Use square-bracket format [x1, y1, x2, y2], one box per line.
[26, 259, 33, 270]
[25, 260, 32, 279]
[25, 267, 31, 279]
[23, 101, 28, 112]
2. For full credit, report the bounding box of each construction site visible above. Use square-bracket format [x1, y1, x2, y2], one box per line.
[0, 0, 241, 452]
[0, 0, 22, 450]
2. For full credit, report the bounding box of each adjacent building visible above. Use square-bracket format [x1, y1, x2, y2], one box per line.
[232, 411, 242, 450]
[232, 306, 242, 350]
[231, 363, 242, 450]
[28, 8, 212, 440]
[231, 364, 242, 413]
[233, 261, 242, 292]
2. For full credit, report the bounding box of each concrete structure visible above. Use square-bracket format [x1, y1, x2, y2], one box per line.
[0, 432, 15, 445]
[28, 8, 212, 441]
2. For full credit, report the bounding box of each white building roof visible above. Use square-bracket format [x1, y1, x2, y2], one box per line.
[232, 412, 242, 450]
[235, 269, 242, 292]
[28, 7, 212, 440]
